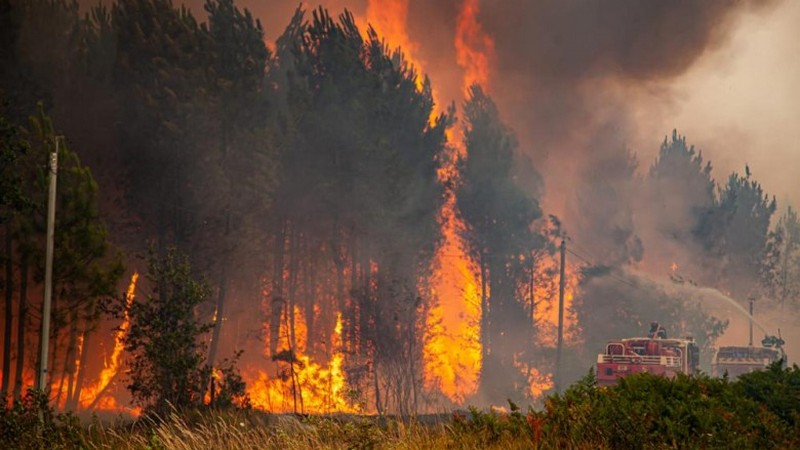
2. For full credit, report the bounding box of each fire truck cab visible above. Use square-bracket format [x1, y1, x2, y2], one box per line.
[596, 334, 700, 386]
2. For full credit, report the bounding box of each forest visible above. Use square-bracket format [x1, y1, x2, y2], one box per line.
[1, 0, 799, 423]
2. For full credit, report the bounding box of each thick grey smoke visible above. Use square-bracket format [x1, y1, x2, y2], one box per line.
[478, 0, 779, 154]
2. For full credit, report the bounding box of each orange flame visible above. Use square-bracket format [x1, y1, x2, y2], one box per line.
[364, 0, 443, 126]
[79, 272, 138, 411]
[248, 308, 357, 414]
[423, 217, 482, 402]
[365, 0, 422, 90]
[455, 0, 495, 93]
[420, 0, 497, 404]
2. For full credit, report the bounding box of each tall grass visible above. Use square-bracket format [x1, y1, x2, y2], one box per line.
[82, 410, 532, 450]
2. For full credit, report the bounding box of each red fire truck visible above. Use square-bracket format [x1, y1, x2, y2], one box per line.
[596, 324, 700, 386]
[711, 335, 786, 379]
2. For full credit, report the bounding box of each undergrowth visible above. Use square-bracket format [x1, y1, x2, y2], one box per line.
[2, 361, 799, 449]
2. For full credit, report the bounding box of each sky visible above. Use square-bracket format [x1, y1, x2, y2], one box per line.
[658, 0, 800, 210]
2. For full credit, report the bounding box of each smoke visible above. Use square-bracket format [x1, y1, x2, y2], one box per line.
[58, 0, 798, 403]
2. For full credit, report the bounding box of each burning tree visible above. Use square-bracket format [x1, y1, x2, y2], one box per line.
[258, 8, 448, 415]
[456, 85, 546, 402]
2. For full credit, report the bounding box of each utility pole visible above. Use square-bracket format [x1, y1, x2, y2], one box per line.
[38, 138, 59, 392]
[555, 239, 566, 393]
[748, 296, 755, 347]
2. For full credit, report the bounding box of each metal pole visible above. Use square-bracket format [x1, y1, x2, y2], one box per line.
[748, 297, 754, 347]
[555, 239, 566, 393]
[38, 139, 58, 392]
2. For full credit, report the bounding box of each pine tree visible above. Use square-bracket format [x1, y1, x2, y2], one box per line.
[697, 167, 777, 299]
[457, 84, 543, 401]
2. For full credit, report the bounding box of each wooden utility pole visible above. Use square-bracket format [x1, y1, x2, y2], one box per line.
[555, 239, 566, 393]
[38, 139, 58, 392]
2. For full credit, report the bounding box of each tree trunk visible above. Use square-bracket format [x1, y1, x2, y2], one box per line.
[479, 251, 489, 360]
[207, 210, 231, 368]
[348, 233, 358, 353]
[288, 222, 299, 350]
[68, 319, 92, 411]
[13, 259, 28, 400]
[269, 218, 286, 355]
[2, 222, 13, 397]
[373, 360, 382, 415]
[58, 310, 79, 409]
[303, 236, 316, 357]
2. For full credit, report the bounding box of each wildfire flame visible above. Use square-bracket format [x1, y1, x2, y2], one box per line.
[79, 272, 138, 411]
[423, 221, 482, 403]
[241, 0, 570, 409]
[455, 0, 495, 94]
[249, 309, 356, 414]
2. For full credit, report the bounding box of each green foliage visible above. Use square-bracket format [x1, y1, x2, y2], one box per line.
[125, 247, 213, 414]
[538, 366, 800, 449]
[736, 361, 800, 427]
[450, 401, 533, 446]
[0, 389, 83, 449]
[210, 350, 251, 410]
[0, 103, 30, 214]
[27, 103, 125, 314]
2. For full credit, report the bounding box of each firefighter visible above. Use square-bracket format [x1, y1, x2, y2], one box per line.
[648, 321, 667, 339]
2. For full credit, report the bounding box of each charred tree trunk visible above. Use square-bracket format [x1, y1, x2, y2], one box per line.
[373, 359, 382, 416]
[13, 258, 28, 400]
[282, 299, 303, 414]
[303, 242, 316, 358]
[2, 223, 13, 397]
[68, 319, 92, 411]
[59, 311, 80, 409]
[288, 222, 299, 350]
[359, 246, 371, 358]
[269, 218, 286, 355]
[479, 250, 489, 362]
[207, 209, 231, 368]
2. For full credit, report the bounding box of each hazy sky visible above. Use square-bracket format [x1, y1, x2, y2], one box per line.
[661, 0, 800, 211]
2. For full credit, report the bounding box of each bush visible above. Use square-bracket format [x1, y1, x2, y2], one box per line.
[736, 361, 800, 427]
[0, 389, 83, 449]
[537, 365, 800, 449]
[449, 401, 534, 448]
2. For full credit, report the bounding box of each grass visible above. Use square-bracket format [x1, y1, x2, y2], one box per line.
[81, 410, 535, 450]
[7, 364, 800, 449]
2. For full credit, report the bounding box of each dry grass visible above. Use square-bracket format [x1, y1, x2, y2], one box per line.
[81, 410, 534, 450]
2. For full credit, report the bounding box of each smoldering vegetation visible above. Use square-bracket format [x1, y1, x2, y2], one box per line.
[0, 0, 798, 420]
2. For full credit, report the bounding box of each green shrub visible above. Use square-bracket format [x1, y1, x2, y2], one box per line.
[538, 367, 798, 449]
[736, 361, 800, 427]
[0, 389, 83, 449]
